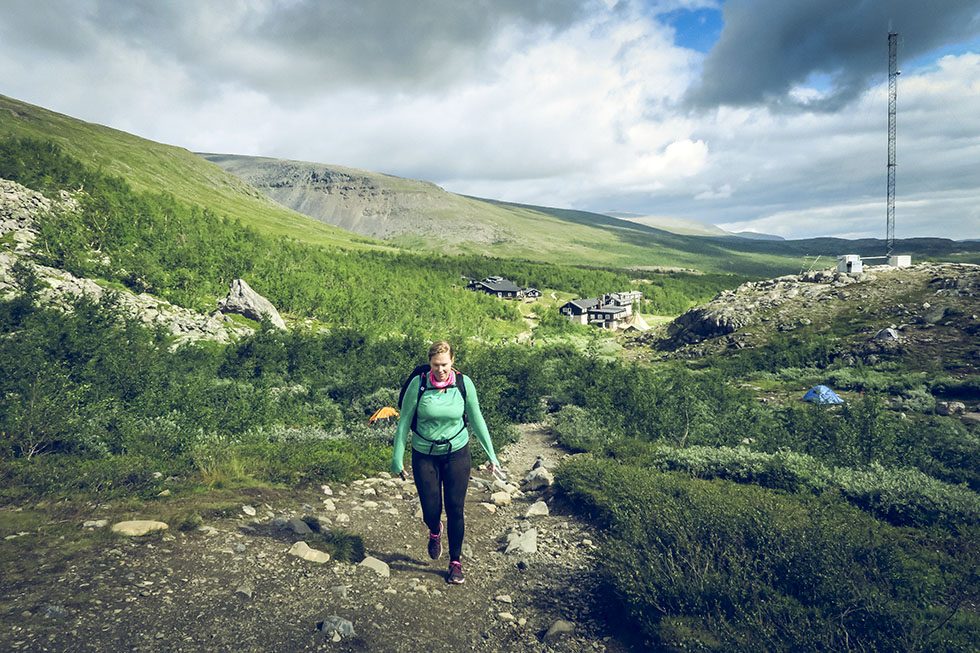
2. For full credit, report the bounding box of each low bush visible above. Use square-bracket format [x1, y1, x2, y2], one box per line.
[617, 440, 980, 529]
[195, 439, 388, 487]
[556, 458, 980, 651]
[0, 454, 165, 500]
[548, 405, 621, 452]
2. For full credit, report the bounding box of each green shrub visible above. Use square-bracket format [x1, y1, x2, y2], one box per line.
[0, 454, 165, 500]
[619, 440, 980, 529]
[548, 405, 621, 452]
[556, 458, 979, 651]
[233, 439, 388, 485]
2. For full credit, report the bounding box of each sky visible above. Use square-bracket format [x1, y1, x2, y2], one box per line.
[1, 0, 979, 240]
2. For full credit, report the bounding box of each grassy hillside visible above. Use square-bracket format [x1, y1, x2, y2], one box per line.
[0, 95, 379, 250]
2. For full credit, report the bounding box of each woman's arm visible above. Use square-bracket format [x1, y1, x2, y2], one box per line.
[462, 375, 500, 467]
[390, 375, 421, 474]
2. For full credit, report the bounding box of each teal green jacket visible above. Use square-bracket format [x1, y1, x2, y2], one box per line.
[390, 374, 499, 474]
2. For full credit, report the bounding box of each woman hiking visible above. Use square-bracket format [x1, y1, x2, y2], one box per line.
[390, 340, 502, 584]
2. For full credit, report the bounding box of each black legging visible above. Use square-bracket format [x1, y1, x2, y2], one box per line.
[412, 445, 471, 562]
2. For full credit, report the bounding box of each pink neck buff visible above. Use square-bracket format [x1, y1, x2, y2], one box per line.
[428, 369, 456, 389]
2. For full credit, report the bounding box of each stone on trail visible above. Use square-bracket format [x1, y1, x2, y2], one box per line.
[505, 528, 538, 555]
[323, 499, 336, 511]
[335, 513, 350, 524]
[288, 541, 330, 564]
[479, 503, 497, 514]
[495, 594, 513, 604]
[359, 556, 390, 578]
[543, 619, 576, 643]
[111, 520, 168, 537]
[525, 501, 549, 518]
[242, 505, 256, 517]
[235, 582, 254, 599]
[523, 467, 554, 491]
[316, 615, 356, 640]
[498, 612, 516, 622]
[491, 491, 512, 507]
[82, 519, 108, 529]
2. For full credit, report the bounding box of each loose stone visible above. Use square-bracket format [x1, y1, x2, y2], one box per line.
[525, 501, 549, 518]
[111, 521, 168, 537]
[359, 556, 391, 578]
[288, 541, 330, 564]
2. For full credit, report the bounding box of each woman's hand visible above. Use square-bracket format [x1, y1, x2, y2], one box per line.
[487, 462, 506, 481]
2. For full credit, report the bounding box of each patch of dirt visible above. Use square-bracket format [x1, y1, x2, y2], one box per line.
[0, 425, 633, 652]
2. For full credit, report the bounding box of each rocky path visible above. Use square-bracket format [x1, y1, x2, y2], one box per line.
[0, 425, 632, 652]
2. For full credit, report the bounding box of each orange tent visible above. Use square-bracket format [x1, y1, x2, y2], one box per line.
[368, 406, 400, 424]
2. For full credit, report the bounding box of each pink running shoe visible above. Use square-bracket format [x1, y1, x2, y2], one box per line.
[447, 560, 465, 584]
[427, 522, 443, 560]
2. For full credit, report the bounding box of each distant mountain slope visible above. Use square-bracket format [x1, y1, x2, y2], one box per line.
[202, 152, 813, 276]
[732, 231, 786, 241]
[603, 211, 732, 237]
[0, 95, 376, 249]
[198, 153, 509, 244]
[601, 212, 784, 241]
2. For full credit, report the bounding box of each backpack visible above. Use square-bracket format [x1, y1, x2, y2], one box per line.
[398, 364, 469, 450]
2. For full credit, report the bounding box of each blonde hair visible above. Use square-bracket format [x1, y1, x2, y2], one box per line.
[428, 340, 454, 361]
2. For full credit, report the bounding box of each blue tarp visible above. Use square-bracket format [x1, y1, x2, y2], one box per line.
[803, 385, 844, 404]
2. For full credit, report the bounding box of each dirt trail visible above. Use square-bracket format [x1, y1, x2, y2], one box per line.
[1, 425, 632, 652]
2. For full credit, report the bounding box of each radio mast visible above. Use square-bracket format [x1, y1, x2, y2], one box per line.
[885, 32, 899, 256]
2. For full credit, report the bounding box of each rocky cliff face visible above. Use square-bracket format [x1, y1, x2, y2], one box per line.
[0, 179, 253, 346]
[199, 153, 508, 244]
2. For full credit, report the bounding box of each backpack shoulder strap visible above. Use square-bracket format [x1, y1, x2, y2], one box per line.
[455, 371, 467, 402]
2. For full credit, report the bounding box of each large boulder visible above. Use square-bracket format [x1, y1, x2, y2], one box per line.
[218, 278, 286, 328]
[666, 306, 752, 345]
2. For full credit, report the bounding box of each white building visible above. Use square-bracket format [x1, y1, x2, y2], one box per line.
[837, 254, 863, 275]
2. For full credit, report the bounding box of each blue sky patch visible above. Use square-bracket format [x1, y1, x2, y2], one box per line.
[658, 7, 724, 53]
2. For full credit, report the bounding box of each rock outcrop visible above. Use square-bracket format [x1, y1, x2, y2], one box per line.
[0, 178, 254, 346]
[217, 278, 286, 329]
[663, 263, 980, 354]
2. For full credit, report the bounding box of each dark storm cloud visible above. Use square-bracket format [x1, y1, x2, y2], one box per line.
[685, 0, 980, 111]
[2, 0, 591, 95]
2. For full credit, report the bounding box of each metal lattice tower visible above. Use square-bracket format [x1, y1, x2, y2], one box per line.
[886, 32, 899, 256]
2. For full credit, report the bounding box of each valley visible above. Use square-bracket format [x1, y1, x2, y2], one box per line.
[0, 95, 978, 651]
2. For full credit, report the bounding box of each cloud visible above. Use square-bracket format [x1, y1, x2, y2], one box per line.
[685, 0, 980, 111]
[0, 0, 592, 98]
[0, 1, 977, 241]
